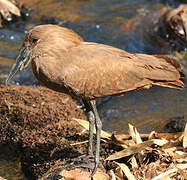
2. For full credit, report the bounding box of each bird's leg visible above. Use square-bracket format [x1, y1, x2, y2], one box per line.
[82, 100, 102, 175]
[82, 99, 95, 156]
[72, 100, 102, 175]
[90, 100, 102, 176]
[87, 111, 95, 156]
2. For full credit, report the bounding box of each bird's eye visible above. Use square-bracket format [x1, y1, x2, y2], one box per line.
[32, 37, 38, 44]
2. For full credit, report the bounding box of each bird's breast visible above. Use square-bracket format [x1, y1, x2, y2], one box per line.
[31, 57, 68, 92]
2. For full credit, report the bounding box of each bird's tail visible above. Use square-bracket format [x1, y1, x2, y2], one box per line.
[153, 55, 185, 89]
[152, 79, 184, 89]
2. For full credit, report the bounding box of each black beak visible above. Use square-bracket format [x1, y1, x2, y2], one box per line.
[5, 47, 32, 85]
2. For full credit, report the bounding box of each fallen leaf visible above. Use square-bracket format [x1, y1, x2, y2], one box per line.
[152, 139, 168, 146]
[108, 170, 117, 180]
[114, 162, 136, 180]
[111, 134, 134, 148]
[149, 131, 157, 140]
[106, 140, 153, 160]
[0, 0, 20, 16]
[145, 163, 157, 179]
[152, 164, 187, 180]
[70, 140, 88, 146]
[174, 151, 187, 163]
[160, 176, 172, 180]
[128, 124, 142, 144]
[155, 132, 183, 141]
[162, 147, 176, 156]
[177, 167, 187, 179]
[131, 156, 138, 169]
[137, 8, 145, 12]
[73, 118, 111, 139]
[115, 166, 123, 179]
[183, 124, 187, 148]
[106, 138, 168, 161]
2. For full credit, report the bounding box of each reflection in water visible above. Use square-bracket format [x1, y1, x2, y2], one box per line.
[0, 158, 24, 180]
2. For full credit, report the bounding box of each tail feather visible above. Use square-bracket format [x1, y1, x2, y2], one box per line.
[153, 55, 185, 89]
[152, 79, 184, 90]
[154, 55, 182, 70]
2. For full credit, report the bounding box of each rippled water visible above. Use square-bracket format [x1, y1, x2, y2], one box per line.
[0, 0, 186, 179]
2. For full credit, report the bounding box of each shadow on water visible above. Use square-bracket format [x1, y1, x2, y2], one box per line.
[0, 0, 186, 179]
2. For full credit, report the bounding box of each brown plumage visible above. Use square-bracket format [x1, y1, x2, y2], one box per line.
[6, 24, 185, 175]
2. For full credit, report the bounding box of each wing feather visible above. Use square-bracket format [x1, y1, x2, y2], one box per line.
[61, 42, 184, 99]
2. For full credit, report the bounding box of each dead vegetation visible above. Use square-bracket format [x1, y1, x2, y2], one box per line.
[0, 86, 186, 179]
[0, 0, 29, 27]
[68, 119, 187, 180]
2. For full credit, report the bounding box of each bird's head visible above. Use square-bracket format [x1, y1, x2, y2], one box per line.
[6, 24, 83, 85]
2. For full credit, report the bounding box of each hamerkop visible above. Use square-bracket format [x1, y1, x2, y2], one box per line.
[6, 24, 185, 175]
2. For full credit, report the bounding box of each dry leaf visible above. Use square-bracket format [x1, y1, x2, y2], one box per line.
[128, 124, 142, 144]
[0, 177, 6, 180]
[174, 151, 187, 164]
[148, 131, 157, 140]
[73, 118, 111, 139]
[114, 162, 136, 180]
[155, 132, 183, 141]
[152, 164, 187, 180]
[177, 167, 187, 179]
[152, 139, 168, 146]
[115, 166, 123, 179]
[131, 156, 138, 169]
[0, 0, 20, 16]
[107, 139, 168, 161]
[70, 140, 88, 146]
[160, 176, 172, 180]
[163, 147, 176, 156]
[111, 134, 128, 144]
[144, 163, 157, 179]
[111, 134, 134, 148]
[106, 140, 154, 160]
[183, 124, 187, 148]
[137, 8, 145, 12]
[108, 170, 116, 180]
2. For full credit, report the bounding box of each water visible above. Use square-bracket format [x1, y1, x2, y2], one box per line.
[0, 144, 24, 180]
[0, 0, 186, 179]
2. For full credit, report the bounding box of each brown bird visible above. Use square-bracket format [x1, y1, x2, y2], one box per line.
[6, 24, 185, 175]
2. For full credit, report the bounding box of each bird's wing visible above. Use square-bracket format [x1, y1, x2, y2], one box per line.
[62, 42, 184, 99]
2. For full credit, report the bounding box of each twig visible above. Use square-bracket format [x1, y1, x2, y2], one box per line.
[152, 164, 187, 180]
[70, 140, 88, 146]
[114, 132, 183, 141]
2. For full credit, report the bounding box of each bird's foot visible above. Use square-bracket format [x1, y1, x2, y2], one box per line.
[70, 154, 95, 171]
